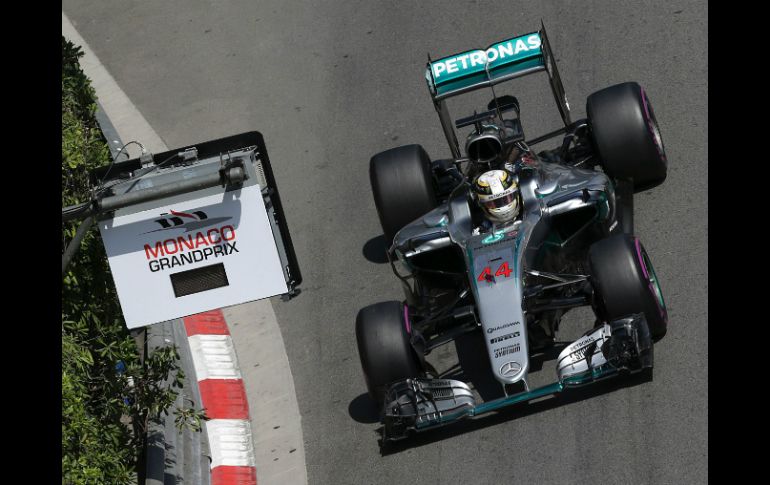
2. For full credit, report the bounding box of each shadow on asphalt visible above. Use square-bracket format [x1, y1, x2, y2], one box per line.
[377, 368, 654, 456]
[362, 235, 389, 264]
[348, 393, 381, 424]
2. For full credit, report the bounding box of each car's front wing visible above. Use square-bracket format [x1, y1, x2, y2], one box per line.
[382, 313, 653, 442]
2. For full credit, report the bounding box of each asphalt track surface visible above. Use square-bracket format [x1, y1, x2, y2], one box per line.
[63, 1, 707, 483]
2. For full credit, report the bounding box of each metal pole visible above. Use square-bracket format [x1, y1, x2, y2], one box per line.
[61, 166, 245, 223]
[61, 215, 95, 275]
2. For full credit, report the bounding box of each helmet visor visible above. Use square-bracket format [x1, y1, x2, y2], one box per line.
[483, 193, 517, 210]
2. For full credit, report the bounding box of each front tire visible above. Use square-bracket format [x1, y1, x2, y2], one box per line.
[588, 234, 668, 341]
[356, 301, 422, 403]
[587, 82, 667, 192]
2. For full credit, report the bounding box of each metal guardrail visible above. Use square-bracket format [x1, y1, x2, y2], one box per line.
[173, 320, 212, 485]
[146, 320, 211, 485]
[93, 102, 211, 484]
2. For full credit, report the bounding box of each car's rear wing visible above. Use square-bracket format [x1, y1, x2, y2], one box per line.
[426, 22, 571, 158]
[427, 30, 544, 99]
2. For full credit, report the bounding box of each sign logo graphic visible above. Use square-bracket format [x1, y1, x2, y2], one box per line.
[144, 209, 232, 234]
[155, 209, 209, 228]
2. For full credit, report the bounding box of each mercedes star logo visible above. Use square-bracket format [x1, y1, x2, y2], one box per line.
[500, 361, 522, 377]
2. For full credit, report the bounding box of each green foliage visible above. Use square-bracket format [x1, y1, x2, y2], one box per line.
[62, 334, 134, 484]
[61, 37, 206, 485]
[175, 401, 210, 433]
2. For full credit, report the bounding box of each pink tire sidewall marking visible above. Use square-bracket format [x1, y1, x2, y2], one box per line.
[403, 304, 412, 335]
[640, 86, 667, 163]
[634, 237, 650, 280]
[634, 237, 667, 322]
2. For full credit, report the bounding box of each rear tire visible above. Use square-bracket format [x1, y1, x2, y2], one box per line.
[356, 301, 422, 403]
[588, 234, 668, 341]
[370, 145, 437, 244]
[587, 82, 667, 192]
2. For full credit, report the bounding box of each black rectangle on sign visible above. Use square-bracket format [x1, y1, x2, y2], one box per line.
[170, 263, 229, 297]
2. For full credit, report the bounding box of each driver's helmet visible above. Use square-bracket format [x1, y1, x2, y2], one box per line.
[473, 169, 520, 223]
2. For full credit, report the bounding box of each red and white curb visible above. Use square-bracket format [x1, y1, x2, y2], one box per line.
[184, 310, 258, 485]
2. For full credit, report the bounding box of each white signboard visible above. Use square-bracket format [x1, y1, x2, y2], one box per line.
[98, 184, 288, 329]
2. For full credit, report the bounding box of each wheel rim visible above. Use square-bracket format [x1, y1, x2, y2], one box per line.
[636, 239, 668, 323]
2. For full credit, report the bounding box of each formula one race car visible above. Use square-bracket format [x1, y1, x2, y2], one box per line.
[356, 24, 669, 442]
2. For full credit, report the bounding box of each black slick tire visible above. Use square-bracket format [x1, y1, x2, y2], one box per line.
[587, 82, 668, 192]
[370, 145, 437, 244]
[356, 301, 422, 403]
[588, 234, 668, 341]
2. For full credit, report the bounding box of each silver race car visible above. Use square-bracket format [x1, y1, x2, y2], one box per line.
[356, 24, 669, 442]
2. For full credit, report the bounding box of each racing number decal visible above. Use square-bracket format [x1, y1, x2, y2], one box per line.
[495, 261, 512, 278]
[477, 267, 492, 282]
[477, 261, 513, 281]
